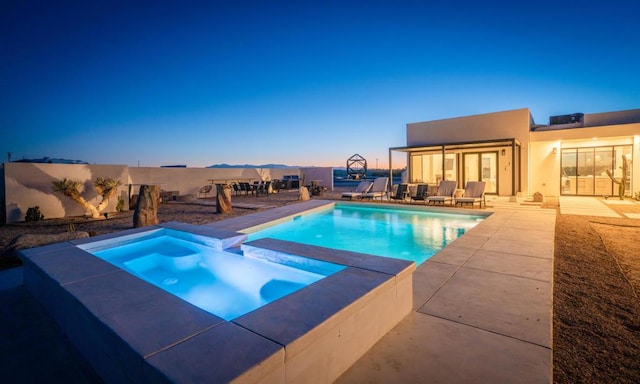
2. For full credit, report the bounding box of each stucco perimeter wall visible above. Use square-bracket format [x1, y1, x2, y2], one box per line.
[4, 163, 129, 223]
[0, 165, 5, 224]
[127, 167, 299, 197]
[300, 167, 334, 190]
[3, 164, 307, 223]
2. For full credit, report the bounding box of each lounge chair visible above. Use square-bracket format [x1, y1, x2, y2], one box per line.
[410, 184, 429, 203]
[389, 184, 409, 203]
[341, 180, 373, 200]
[455, 181, 486, 208]
[362, 177, 389, 201]
[425, 180, 458, 205]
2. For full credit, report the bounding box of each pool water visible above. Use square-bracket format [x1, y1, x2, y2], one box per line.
[247, 205, 485, 265]
[83, 229, 344, 320]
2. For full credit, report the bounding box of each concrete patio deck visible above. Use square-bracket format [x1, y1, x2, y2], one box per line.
[1, 195, 630, 383]
[337, 196, 556, 383]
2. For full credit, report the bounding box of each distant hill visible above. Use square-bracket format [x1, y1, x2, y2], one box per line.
[13, 157, 88, 164]
[207, 163, 301, 169]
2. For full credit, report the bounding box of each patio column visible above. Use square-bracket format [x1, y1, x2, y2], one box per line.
[388, 148, 393, 188]
[510, 138, 517, 201]
[441, 145, 446, 181]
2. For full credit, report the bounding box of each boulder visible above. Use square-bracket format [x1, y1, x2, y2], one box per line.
[5, 231, 90, 261]
[533, 192, 544, 202]
[299, 187, 310, 201]
[216, 184, 232, 214]
[133, 185, 160, 228]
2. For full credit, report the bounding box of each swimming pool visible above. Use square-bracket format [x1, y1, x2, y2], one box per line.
[246, 204, 486, 265]
[79, 228, 344, 320]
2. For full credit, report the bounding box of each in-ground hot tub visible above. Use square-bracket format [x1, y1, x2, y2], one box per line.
[79, 227, 345, 321]
[20, 221, 415, 383]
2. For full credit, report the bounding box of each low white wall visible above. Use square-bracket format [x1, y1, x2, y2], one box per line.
[4, 163, 129, 223]
[300, 167, 334, 191]
[3, 164, 304, 223]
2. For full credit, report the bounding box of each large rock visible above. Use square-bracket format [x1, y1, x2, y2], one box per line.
[133, 184, 160, 228]
[533, 192, 544, 202]
[299, 186, 310, 201]
[5, 231, 90, 261]
[216, 184, 232, 214]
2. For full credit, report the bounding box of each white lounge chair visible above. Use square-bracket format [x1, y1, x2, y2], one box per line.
[455, 181, 486, 208]
[341, 180, 373, 200]
[426, 180, 458, 205]
[362, 177, 389, 201]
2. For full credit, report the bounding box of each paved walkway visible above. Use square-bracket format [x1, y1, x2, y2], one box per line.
[559, 196, 640, 219]
[337, 197, 555, 383]
[559, 196, 621, 217]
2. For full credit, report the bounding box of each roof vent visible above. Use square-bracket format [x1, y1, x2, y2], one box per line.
[550, 113, 583, 125]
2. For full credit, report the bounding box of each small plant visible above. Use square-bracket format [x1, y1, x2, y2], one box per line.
[25, 206, 44, 222]
[68, 223, 76, 233]
[635, 191, 640, 201]
[116, 195, 125, 212]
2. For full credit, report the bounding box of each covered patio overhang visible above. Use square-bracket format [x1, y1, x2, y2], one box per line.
[389, 138, 522, 197]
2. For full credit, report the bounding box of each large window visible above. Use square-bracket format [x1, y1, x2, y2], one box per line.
[561, 145, 632, 196]
[410, 153, 457, 185]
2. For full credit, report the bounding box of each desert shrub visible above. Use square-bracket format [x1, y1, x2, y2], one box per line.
[25, 206, 44, 222]
[116, 195, 125, 212]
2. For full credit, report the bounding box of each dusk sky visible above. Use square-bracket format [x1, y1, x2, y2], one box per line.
[2, 1, 639, 168]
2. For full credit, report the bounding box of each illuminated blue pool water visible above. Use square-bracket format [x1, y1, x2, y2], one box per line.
[81, 229, 344, 320]
[246, 205, 485, 265]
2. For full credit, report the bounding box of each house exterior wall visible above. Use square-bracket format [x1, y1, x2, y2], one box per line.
[404, 108, 639, 198]
[406, 108, 531, 196]
[407, 108, 531, 146]
[530, 122, 639, 197]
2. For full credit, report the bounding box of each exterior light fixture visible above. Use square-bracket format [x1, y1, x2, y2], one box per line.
[553, 147, 558, 155]
[501, 149, 506, 156]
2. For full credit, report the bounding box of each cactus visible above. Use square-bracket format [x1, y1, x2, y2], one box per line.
[605, 155, 629, 200]
[25, 206, 44, 222]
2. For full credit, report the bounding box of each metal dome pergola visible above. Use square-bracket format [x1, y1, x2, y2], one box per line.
[346, 154, 367, 180]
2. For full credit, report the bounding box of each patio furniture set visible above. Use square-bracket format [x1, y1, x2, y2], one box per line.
[342, 177, 486, 208]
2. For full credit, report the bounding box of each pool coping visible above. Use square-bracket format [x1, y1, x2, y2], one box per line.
[204, 199, 491, 234]
[19, 219, 416, 383]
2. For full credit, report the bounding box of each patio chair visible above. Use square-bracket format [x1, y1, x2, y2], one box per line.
[411, 184, 429, 203]
[425, 180, 458, 206]
[341, 180, 373, 200]
[362, 177, 389, 201]
[231, 183, 241, 197]
[240, 182, 252, 196]
[198, 184, 213, 198]
[256, 181, 271, 197]
[389, 183, 409, 203]
[455, 181, 486, 208]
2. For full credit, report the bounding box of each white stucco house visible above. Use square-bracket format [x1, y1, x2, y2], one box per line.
[390, 108, 639, 198]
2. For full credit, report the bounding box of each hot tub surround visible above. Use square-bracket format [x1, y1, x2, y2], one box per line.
[20, 221, 415, 383]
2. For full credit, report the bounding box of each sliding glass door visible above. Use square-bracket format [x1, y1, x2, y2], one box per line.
[561, 145, 632, 196]
[463, 152, 497, 193]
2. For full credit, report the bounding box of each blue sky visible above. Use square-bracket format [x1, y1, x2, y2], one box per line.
[2, 1, 639, 168]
